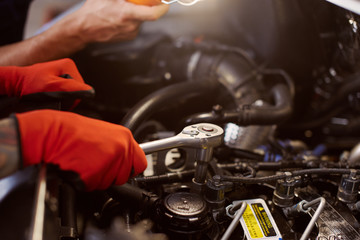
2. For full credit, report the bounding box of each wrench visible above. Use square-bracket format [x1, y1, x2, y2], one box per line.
[140, 123, 224, 186]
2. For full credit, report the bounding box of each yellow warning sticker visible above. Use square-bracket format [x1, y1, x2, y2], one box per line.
[243, 204, 264, 238]
[239, 199, 282, 240]
[252, 203, 276, 237]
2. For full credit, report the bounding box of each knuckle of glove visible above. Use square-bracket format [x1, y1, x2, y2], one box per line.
[131, 142, 147, 177]
[114, 127, 147, 185]
[57, 58, 84, 82]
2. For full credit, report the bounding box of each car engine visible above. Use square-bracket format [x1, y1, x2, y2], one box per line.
[1, 0, 360, 239]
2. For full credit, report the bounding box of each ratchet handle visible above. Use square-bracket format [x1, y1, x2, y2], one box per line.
[127, 0, 162, 6]
[140, 123, 224, 155]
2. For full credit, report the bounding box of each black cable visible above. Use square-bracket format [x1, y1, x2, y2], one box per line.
[232, 149, 264, 161]
[215, 147, 264, 161]
[219, 168, 356, 184]
[217, 163, 256, 178]
[134, 169, 195, 184]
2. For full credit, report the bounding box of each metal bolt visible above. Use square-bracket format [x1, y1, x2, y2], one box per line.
[201, 126, 214, 132]
[212, 104, 223, 114]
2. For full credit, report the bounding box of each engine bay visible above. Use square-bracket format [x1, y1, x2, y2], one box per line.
[2, 0, 360, 239]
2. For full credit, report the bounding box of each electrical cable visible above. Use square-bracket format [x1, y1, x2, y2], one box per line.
[219, 168, 356, 184]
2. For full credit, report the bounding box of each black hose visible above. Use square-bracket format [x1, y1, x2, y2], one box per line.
[121, 80, 217, 132]
[282, 106, 344, 130]
[326, 115, 360, 136]
[107, 183, 159, 208]
[134, 170, 195, 184]
[317, 72, 360, 115]
[214, 147, 264, 161]
[185, 84, 293, 126]
[230, 149, 264, 161]
[184, 111, 238, 125]
[133, 164, 256, 185]
[216, 163, 256, 177]
[261, 68, 296, 99]
[237, 84, 292, 125]
[282, 73, 360, 130]
[60, 183, 78, 237]
[219, 168, 355, 184]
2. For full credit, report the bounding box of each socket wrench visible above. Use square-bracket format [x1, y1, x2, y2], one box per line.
[140, 123, 224, 186]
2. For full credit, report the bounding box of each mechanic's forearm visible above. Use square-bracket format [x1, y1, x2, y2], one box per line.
[0, 15, 86, 66]
[0, 0, 169, 66]
[0, 118, 20, 178]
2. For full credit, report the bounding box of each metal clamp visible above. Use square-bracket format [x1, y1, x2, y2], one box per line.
[225, 204, 236, 218]
[295, 200, 311, 214]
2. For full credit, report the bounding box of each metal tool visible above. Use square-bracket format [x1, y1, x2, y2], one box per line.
[140, 123, 224, 187]
[161, 0, 201, 6]
[28, 165, 47, 240]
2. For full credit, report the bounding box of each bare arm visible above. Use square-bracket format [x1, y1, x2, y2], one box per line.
[0, 0, 169, 66]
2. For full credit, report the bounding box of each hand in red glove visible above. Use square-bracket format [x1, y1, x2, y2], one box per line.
[14, 109, 147, 191]
[0, 58, 94, 99]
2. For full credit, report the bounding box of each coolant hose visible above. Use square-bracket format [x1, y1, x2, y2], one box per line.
[121, 80, 217, 132]
[185, 83, 292, 126]
[236, 83, 292, 125]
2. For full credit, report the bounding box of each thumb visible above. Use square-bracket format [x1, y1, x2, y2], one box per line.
[131, 141, 147, 177]
[52, 76, 95, 93]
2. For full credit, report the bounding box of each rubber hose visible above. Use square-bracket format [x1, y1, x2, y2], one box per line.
[134, 170, 195, 184]
[108, 183, 159, 208]
[185, 83, 292, 126]
[121, 80, 217, 132]
[317, 72, 360, 115]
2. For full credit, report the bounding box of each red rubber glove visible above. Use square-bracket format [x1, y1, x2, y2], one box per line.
[0, 58, 94, 98]
[15, 110, 147, 191]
